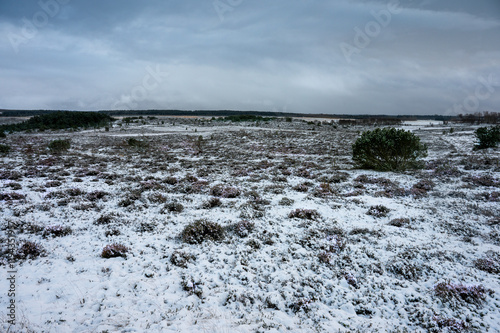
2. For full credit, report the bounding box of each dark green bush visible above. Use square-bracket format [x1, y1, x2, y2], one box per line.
[48, 139, 71, 152]
[474, 126, 500, 149]
[0, 144, 10, 154]
[352, 127, 427, 171]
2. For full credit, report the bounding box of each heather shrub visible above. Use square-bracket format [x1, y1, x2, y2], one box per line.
[148, 193, 167, 204]
[16, 241, 46, 259]
[389, 217, 410, 227]
[387, 260, 424, 281]
[180, 219, 225, 244]
[434, 282, 494, 305]
[431, 316, 469, 332]
[0, 192, 26, 201]
[367, 205, 390, 218]
[234, 220, 255, 238]
[181, 276, 203, 298]
[288, 208, 320, 220]
[202, 197, 222, 209]
[352, 127, 427, 171]
[474, 256, 500, 274]
[292, 182, 311, 192]
[101, 243, 129, 258]
[474, 126, 500, 149]
[210, 185, 241, 198]
[104, 229, 121, 237]
[136, 222, 157, 233]
[289, 297, 316, 313]
[278, 197, 294, 206]
[86, 190, 109, 201]
[170, 250, 196, 268]
[43, 225, 72, 238]
[94, 213, 119, 225]
[163, 201, 184, 213]
[48, 139, 71, 153]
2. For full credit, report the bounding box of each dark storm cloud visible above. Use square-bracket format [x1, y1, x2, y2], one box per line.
[0, 0, 499, 114]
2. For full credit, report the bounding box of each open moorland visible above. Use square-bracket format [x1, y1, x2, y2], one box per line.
[1, 117, 499, 332]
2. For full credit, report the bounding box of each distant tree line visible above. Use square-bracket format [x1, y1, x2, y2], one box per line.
[213, 115, 275, 122]
[0, 111, 114, 133]
[338, 118, 402, 126]
[455, 112, 499, 124]
[0, 109, 457, 121]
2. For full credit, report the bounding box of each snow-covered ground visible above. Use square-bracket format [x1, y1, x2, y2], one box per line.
[1, 118, 499, 332]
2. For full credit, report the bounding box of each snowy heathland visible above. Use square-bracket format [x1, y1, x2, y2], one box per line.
[1, 117, 499, 332]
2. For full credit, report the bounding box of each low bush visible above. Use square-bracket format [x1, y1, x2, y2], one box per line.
[367, 205, 390, 218]
[474, 257, 500, 274]
[180, 219, 225, 244]
[434, 282, 494, 305]
[101, 243, 129, 258]
[42, 225, 72, 238]
[234, 220, 255, 238]
[202, 197, 222, 209]
[181, 276, 203, 298]
[0, 144, 11, 154]
[163, 201, 184, 213]
[94, 213, 118, 225]
[170, 251, 196, 268]
[136, 222, 157, 233]
[127, 137, 149, 148]
[388, 217, 410, 227]
[431, 316, 469, 332]
[289, 297, 316, 313]
[352, 127, 427, 171]
[87, 190, 109, 201]
[387, 260, 424, 281]
[288, 208, 320, 220]
[474, 126, 500, 149]
[16, 241, 46, 259]
[278, 197, 294, 206]
[0, 192, 26, 201]
[48, 139, 71, 153]
[210, 185, 241, 198]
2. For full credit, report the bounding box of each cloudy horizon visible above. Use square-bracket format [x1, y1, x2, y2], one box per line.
[1, 0, 499, 115]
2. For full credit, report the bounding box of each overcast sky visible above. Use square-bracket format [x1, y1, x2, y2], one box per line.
[1, 0, 499, 115]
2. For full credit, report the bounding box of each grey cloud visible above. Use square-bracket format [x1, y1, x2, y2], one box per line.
[0, 0, 499, 114]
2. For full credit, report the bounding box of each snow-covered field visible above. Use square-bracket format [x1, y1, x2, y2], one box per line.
[1, 118, 499, 332]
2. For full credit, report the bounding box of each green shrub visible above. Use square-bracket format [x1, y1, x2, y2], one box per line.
[474, 126, 500, 149]
[48, 139, 71, 152]
[0, 144, 10, 154]
[352, 127, 427, 171]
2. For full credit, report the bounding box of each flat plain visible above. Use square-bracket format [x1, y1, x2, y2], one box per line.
[1, 117, 499, 332]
